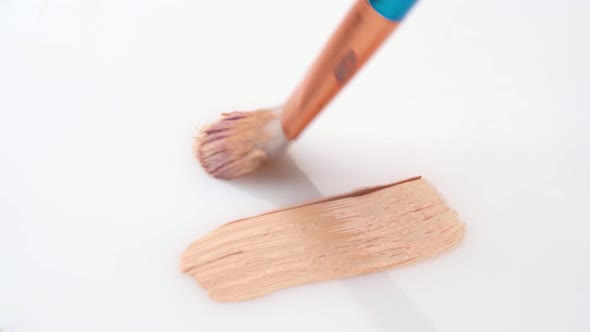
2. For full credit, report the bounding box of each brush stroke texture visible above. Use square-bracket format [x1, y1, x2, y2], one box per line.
[181, 177, 465, 301]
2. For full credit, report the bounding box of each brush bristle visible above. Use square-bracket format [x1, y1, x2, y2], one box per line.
[195, 110, 280, 179]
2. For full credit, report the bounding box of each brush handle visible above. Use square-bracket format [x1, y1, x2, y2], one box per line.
[281, 0, 418, 139]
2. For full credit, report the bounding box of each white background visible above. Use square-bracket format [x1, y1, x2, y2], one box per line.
[1, 0, 589, 331]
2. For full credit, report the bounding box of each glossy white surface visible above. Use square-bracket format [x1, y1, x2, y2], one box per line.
[1, 0, 589, 331]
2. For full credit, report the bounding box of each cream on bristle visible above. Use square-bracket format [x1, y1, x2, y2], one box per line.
[194, 0, 410, 179]
[195, 107, 289, 179]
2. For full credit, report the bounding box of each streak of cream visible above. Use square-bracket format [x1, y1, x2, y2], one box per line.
[198, 154, 440, 331]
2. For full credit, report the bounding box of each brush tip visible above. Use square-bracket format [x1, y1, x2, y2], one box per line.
[195, 109, 287, 179]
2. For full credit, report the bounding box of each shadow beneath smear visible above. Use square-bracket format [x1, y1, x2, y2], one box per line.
[228, 153, 437, 332]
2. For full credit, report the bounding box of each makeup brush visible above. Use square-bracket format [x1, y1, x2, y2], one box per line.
[196, 0, 418, 179]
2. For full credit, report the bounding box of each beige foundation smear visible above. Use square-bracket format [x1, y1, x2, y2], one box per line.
[181, 177, 465, 302]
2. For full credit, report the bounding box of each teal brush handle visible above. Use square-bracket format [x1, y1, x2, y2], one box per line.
[369, 0, 418, 21]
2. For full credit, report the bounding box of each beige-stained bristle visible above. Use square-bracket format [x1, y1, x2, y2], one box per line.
[195, 110, 278, 179]
[180, 177, 465, 302]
